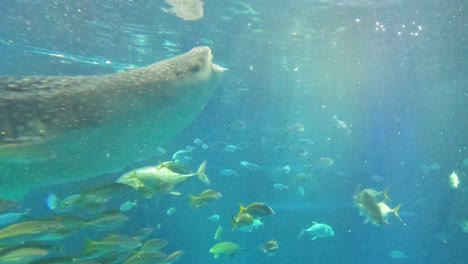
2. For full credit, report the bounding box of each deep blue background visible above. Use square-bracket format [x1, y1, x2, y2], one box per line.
[1, 0, 467, 263]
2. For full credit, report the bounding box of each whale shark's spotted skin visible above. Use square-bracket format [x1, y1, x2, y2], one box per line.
[0, 46, 223, 200]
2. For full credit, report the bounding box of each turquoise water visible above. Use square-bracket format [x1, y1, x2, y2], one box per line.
[1, 0, 467, 263]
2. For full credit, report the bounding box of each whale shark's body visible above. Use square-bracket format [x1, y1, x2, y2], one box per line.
[0, 46, 223, 200]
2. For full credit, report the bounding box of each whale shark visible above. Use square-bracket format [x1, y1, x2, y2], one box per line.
[0, 46, 223, 200]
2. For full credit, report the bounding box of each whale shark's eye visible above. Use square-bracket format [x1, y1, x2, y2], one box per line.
[190, 64, 201, 73]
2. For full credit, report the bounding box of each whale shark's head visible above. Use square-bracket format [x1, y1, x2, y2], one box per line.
[134, 46, 224, 109]
[181, 46, 224, 89]
[183, 46, 224, 86]
[142, 46, 223, 87]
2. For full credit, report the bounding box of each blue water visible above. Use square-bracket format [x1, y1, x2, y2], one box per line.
[1, 0, 467, 263]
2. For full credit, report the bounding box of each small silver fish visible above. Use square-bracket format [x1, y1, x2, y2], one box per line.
[240, 161, 260, 171]
[219, 169, 239, 177]
[298, 222, 334, 240]
[281, 165, 291, 174]
[194, 138, 204, 146]
[332, 115, 352, 135]
[167, 207, 176, 216]
[273, 183, 289, 191]
[120, 200, 137, 212]
[171, 149, 193, 164]
[224, 145, 240, 152]
[208, 214, 220, 222]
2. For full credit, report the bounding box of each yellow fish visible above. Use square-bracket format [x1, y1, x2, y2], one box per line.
[231, 213, 254, 231]
[236, 202, 275, 218]
[0, 220, 64, 244]
[189, 189, 222, 208]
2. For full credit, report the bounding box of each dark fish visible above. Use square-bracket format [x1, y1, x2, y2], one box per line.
[237, 202, 275, 218]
